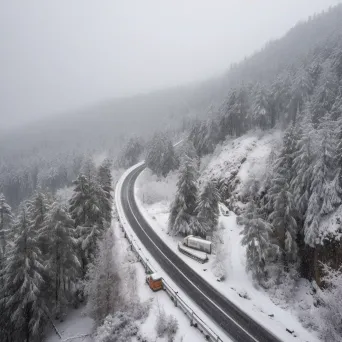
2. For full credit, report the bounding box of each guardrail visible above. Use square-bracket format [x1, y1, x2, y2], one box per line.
[116, 218, 224, 342]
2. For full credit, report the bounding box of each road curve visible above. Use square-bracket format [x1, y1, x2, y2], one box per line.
[120, 163, 282, 342]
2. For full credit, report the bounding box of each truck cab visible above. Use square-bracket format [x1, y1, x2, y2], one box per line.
[146, 273, 163, 291]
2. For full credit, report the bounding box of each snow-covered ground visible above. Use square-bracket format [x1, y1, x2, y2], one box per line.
[135, 130, 320, 342]
[45, 308, 94, 342]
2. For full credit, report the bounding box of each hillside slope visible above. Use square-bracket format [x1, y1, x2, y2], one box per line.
[136, 130, 319, 341]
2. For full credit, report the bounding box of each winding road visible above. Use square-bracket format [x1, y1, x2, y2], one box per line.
[120, 163, 281, 342]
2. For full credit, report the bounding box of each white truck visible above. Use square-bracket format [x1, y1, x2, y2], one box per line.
[183, 235, 212, 254]
[219, 202, 230, 216]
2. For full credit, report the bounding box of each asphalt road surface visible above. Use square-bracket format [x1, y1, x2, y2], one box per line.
[120, 163, 282, 342]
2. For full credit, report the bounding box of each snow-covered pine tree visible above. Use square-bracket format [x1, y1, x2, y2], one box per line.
[188, 119, 217, 157]
[161, 138, 179, 177]
[332, 48, 342, 82]
[0, 194, 13, 342]
[97, 159, 113, 225]
[239, 200, 277, 283]
[291, 120, 315, 217]
[178, 140, 200, 170]
[305, 117, 337, 245]
[84, 228, 119, 325]
[168, 156, 198, 236]
[223, 86, 250, 137]
[69, 174, 102, 275]
[81, 157, 97, 183]
[289, 68, 313, 123]
[334, 103, 342, 198]
[44, 202, 81, 318]
[0, 193, 12, 255]
[319, 264, 342, 342]
[145, 134, 162, 175]
[268, 126, 299, 269]
[28, 191, 51, 256]
[69, 174, 90, 228]
[252, 83, 271, 130]
[304, 116, 338, 283]
[116, 136, 144, 168]
[146, 133, 179, 177]
[330, 87, 342, 121]
[2, 203, 49, 341]
[269, 73, 291, 127]
[311, 62, 339, 126]
[196, 180, 220, 237]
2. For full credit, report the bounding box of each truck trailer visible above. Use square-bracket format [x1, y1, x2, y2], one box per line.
[183, 235, 212, 254]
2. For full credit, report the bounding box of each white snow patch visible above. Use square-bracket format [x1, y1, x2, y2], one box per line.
[201, 129, 283, 197]
[319, 205, 342, 242]
[45, 308, 94, 342]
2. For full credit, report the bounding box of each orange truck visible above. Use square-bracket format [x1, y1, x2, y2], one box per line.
[146, 273, 163, 291]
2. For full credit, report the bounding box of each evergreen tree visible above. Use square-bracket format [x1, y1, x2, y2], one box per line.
[44, 202, 81, 318]
[0, 193, 12, 255]
[168, 156, 198, 236]
[28, 191, 50, 256]
[97, 159, 113, 225]
[0, 194, 13, 342]
[69, 174, 90, 228]
[178, 140, 199, 168]
[268, 126, 299, 269]
[219, 87, 250, 138]
[252, 83, 271, 129]
[319, 264, 342, 342]
[69, 174, 102, 275]
[146, 134, 179, 177]
[305, 119, 337, 246]
[239, 200, 277, 283]
[2, 204, 49, 341]
[116, 137, 144, 168]
[269, 73, 291, 127]
[81, 158, 97, 183]
[84, 228, 119, 325]
[334, 105, 342, 195]
[188, 119, 217, 156]
[202, 117, 220, 155]
[196, 181, 220, 237]
[289, 68, 313, 123]
[311, 63, 339, 126]
[291, 122, 315, 217]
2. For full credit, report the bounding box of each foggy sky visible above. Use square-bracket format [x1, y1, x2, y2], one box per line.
[0, 0, 341, 129]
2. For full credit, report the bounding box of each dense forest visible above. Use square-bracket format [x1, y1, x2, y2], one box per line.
[179, 4, 342, 286]
[153, 6, 342, 341]
[0, 158, 115, 341]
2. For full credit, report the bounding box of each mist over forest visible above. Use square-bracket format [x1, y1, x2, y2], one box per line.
[1, 2, 342, 342]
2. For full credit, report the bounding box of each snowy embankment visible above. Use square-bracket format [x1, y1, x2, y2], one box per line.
[115, 164, 231, 342]
[135, 130, 320, 342]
